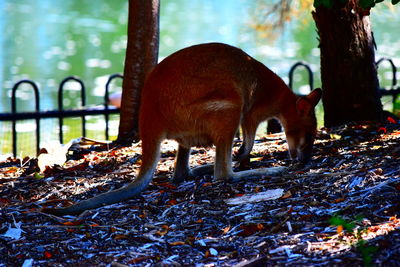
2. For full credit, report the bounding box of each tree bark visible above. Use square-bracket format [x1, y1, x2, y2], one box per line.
[312, 0, 383, 127]
[116, 0, 160, 144]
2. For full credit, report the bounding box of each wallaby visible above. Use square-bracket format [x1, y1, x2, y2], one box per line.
[45, 43, 322, 215]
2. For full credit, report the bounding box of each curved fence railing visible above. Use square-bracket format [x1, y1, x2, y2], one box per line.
[1, 74, 122, 157]
[11, 80, 41, 157]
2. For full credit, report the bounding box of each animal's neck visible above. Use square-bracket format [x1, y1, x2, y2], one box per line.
[276, 89, 299, 130]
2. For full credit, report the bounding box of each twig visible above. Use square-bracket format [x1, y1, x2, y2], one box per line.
[349, 177, 398, 197]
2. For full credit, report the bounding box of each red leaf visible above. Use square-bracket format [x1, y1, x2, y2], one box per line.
[378, 127, 387, 134]
[238, 223, 265, 237]
[0, 198, 10, 204]
[387, 117, 397, 124]
[168, 199, 178, 205]
[61, 220, 83, 226]
[202, 182, 213, 187]
[157, 182, 177, 190]
[44, 251, 53, 259]
[4, 167, 18, 173]
[299, 214, 313, 221]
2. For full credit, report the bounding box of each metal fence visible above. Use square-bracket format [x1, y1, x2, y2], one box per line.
[287, 58, 400, 112]
[0, 60, 399, 157]
[0, 74, 123, 157]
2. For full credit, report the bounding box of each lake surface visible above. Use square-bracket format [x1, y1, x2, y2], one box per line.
[0, 1, 399, 156]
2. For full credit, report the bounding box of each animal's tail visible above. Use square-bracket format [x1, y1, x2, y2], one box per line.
[43, 140, 161, 216]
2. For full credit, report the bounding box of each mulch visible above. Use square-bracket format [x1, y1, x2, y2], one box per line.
[0, 121, 399, 266]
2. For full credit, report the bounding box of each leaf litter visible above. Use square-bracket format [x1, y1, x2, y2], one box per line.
[0, 121, 399, 266]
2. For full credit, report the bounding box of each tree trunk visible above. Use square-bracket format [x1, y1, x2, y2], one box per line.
[312, 1, 383, 127]
[116, 0, 160, 144]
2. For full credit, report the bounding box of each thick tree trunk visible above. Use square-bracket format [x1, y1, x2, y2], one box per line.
[117, 0, 160, 144]
[312, 1, 383, 127]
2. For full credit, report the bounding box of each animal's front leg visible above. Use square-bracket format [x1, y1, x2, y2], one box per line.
[235, 119, 257, 168]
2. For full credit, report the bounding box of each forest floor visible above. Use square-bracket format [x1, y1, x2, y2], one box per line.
[1, 120, 400, 266]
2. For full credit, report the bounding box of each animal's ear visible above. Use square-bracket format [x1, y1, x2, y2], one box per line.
[296, 88, 322, 116]
[296, 97, 313, 116]
[306, 88, 322, 107]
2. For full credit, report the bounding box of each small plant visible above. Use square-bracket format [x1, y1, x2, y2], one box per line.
[329, 214, 378, 267]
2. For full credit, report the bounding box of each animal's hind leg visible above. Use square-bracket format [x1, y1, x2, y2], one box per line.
[172, 145, 215, 180]
[214, 138, 235, 181]
[172, 144, 191, 183]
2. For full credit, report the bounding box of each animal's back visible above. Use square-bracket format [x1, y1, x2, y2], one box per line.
[139, 43, 274, 146]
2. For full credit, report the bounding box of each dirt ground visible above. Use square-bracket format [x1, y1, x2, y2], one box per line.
[1, 120, 399, 266]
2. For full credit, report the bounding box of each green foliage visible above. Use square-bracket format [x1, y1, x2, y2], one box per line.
[329, 214, 378, 266]
[313, 0, 334, 8]
[356, 240, 379, 267]
[329, 214, 357, 231]
[314, 0, 348, 8]
[314, 0, 399, 9]
[359, 0, 380, 8]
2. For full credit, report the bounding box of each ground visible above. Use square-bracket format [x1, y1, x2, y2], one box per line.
[0, 121, 399, 266]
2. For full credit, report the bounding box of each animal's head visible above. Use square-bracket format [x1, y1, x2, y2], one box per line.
[285, 88, 322, 164]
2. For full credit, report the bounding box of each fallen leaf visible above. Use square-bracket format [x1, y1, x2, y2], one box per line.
[330, 134, 342, 140]
[281, 190, 292, 199]
[299, 214, 313, 221]
[209, 248, 218, 256]
[222, 225, 231, 234]
[0, 198, 10, 205]
[2, 221, 24, 240]
[157, 182, 177, 190]
[43, 251, 53, 259]
[387, 117, 397, 124]
[37, 143, 71, 172]
[239, 223, 265, 237]
[378, 127, 387, 134]
[4, 166, 18, 173]
[250, 157, 264, 162]
[114, 234, 128, 240]
[169, 241, 185, 246]
[168, 199, 178, 205]
[156, 229, 169, 236]
[61, 220, 83, 226]
[21, 259, 33, 267]
[333, 198, 345, 203]
[34, 172, 45, 179]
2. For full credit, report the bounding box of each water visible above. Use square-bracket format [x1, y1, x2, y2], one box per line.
[0, 0, 399, 156]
